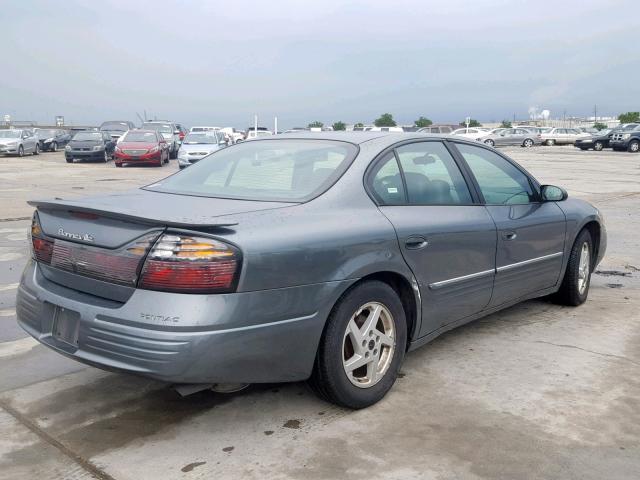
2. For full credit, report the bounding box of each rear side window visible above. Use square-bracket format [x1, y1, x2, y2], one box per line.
[455, 143, 535, 205]
[370, 152, 405, 205]
[395, 142, 472, 205]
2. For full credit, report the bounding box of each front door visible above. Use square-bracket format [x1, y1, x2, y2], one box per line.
[369, 141, 497, 336]
[453, 142, 567, 306]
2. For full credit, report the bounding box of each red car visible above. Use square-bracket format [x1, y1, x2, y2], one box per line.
[114, 130, 169, 167]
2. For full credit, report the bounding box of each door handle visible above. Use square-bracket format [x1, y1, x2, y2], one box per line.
[405, 236, 429, 250]
[502, 231, 517, 241]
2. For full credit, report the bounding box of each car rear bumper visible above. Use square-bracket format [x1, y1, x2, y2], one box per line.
[17, 260, 350, 384]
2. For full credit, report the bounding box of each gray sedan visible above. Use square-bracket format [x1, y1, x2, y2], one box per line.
[18, 132, 606, 408]
[481, 128, 542, 147]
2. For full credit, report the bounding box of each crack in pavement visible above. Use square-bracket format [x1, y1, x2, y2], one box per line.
[0, 398, 116, 480]
[533, 340, 640, 367]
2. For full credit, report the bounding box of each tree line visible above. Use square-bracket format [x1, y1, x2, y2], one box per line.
[306, 111, 640, 131]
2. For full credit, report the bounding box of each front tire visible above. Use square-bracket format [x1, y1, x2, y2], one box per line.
[309, 280, 407, 409]
[628, 140, 639, 153]
[554, 229, 593, 306]
[594, 141, 604, 151]
[484, 139, 495, 147]
[545, 139, 555, 146]
[17, 145, 24, 157]
[34, 144, 40, 155]
[51, 142, 58, 152]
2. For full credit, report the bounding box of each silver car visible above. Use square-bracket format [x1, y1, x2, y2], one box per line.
[542, 128, 590, 146]
[481, 128, 542, 147]
[177, 130, 227, 169]
[0, 129, 40, 156]
[17, 132, 606, 408]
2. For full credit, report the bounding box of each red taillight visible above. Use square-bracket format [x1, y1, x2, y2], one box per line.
[138, 234, 240, 294]
[30, 212, 54, 263]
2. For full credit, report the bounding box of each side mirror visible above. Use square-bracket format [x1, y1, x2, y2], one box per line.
[540, 185, 567, 202]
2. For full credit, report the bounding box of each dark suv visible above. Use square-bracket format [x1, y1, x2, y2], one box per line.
[610, 124, 640, 152]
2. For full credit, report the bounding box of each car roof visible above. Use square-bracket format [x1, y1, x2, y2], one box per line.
[252, 131, 474, 146]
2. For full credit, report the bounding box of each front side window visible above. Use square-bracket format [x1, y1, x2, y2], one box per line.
[395, 142, 472, 205]
[455, 143, 535, 205]
[146, 140, 357, 202]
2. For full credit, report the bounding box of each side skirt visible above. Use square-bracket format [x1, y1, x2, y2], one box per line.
[407, 285, 558, 352]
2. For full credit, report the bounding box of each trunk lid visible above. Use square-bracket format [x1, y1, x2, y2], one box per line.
[30, 189, 295, 301]
[31, 188, 294, 248]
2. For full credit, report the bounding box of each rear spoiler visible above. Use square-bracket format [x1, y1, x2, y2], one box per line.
[27, 199, 239, 229]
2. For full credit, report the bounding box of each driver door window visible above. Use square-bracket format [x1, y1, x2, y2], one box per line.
[455, 143, 535, 205]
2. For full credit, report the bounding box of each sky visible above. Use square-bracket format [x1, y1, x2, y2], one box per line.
[2, 0, 639, 129]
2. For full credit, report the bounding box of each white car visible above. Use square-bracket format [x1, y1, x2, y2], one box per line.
[246, 130, 273, 139]
[220, 127, 244, 144]
[177, 130, 227, 169]
[451, 127, 488, 140]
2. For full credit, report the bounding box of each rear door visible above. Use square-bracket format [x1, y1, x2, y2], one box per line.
[452, 142, 566, 307]
[369, 140, 497, 336]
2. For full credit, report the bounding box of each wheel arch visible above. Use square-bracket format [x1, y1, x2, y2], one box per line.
[582, 220, 602, 269]
[325, 271, 420, 351]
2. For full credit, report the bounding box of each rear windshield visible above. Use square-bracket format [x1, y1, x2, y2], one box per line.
[146, 139, 358, 202]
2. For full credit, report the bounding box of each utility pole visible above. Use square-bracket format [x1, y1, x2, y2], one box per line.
[274, 116, 278, 135]
[254, 114, 258, 134]
[594, 104, 597, 124]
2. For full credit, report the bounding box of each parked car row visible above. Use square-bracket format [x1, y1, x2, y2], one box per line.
[574, 123, 640, 152]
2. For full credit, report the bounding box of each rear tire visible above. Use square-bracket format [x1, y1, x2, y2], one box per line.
[484, 139, 495, 147]
[309, 280, 407, 409]
[545, 139, 555, 146]
[66, 158, 73, 163]
[554, 229, 593, 306]
[628, 140, 639, 153]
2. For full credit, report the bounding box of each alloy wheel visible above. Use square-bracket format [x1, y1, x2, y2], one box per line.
[342, 302, 396, 388]
[18, 146, 24, 157]
[577, 242, 590, 295]
[630, 141, 639, 153]
[594, 142, 603, 151]
[51, 142, 57, 152]
[524, 139, 533, 147]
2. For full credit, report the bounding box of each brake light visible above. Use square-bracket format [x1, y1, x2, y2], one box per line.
[30, 212, 54, 263]
[138, 233, 240, 293]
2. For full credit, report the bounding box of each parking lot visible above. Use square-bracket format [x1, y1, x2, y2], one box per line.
[0, 146, 638, 479]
